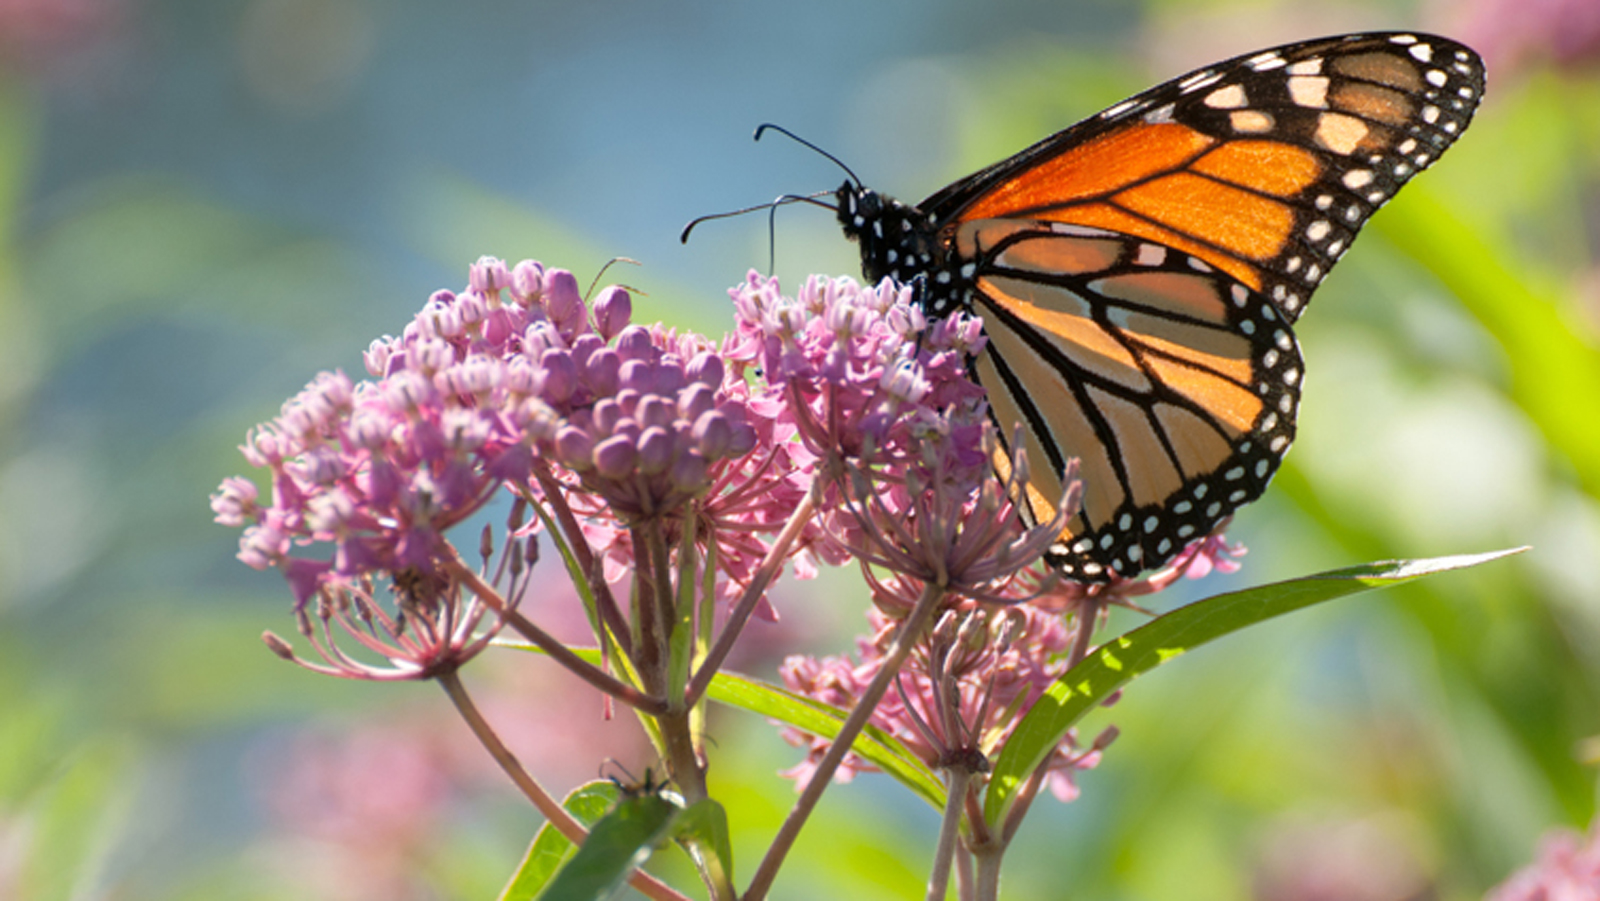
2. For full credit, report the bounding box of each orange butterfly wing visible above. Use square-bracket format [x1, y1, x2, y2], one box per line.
[924, 33, 1485, 322]
[842, 33, 1484, 580]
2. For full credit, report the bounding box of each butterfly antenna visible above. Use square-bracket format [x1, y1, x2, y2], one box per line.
[753, 123, 862, 187]
[679, 191, 835, 244]
[585, 256, 642, 301]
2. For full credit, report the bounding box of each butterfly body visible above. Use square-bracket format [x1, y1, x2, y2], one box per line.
[835, 32, 1484, 580]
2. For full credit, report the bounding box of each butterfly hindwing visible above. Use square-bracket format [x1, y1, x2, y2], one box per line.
[964, 223, 1301, 579]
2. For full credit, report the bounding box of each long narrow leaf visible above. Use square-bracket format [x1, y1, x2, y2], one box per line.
[983, 550, 1523, 827]
[493, 642, 946, 809]
[702, 671, 946, 809]
[498, 782, 618, 901]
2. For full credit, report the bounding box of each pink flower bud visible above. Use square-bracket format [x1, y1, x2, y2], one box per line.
[678, 384, 716, 422]
[655, 364, 686, 396]
[511, 259, 545, 302]
[555, 425, 596, 470]
[542, 269, 583, 323]
[469, 256, 510, 294]
[538, 349, 577, 403]
[593, 399, 623, 435]
[583, 348, 621, 396]
[726, 421, 757, 457]
[669, 451, 710, 493]
[636, 396, 674, 430]
[619, 359, 654, 393]
[636, 426, 673, 474]
[592, 435, 638, 479]
[569, 333, 603, 370]
[614, 326, 653, 361]
[686, 351, 724, 388]
[593, 285, 632, 340]
[691, 410, 732, 459]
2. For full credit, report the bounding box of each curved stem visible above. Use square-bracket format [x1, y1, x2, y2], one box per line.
[927, 766, 971, 901]
[686, 490, 816, 706]
[742, 580, 946, 901]
[444, 558, 668, 714]
[529, 468, 632, 654]
[436, 670, 689, 901]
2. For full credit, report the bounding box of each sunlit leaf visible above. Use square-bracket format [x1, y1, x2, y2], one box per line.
[537, 789, 681, 901]
[498, 781, 617, 901]
[984, 550, 1524, 827]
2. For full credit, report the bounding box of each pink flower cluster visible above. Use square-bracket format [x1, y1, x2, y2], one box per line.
[779, 601, 1105, 800]
[212, 259, 771, 606]
[727, 271, 988, 484]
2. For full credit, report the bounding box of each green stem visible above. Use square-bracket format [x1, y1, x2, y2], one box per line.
[742, 581, 947, 901]
[437, 670, 689, 901]
[927, 766, 970, 901]
[686, 491, 816, 706]
[445, 558, 667, 714]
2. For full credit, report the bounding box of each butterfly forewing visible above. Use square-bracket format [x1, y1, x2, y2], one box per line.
[926, 33, 1485, 323]
[836, 32, 1481, 581]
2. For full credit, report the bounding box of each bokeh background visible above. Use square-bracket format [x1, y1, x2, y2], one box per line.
[4, 0, 1600, 898]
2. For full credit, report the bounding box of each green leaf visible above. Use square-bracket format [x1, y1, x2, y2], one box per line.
[498, 781, 618, 901]
[673, 798, 735, 894]
[983, 550, 1524, 828]
[492, 642, 947, 810]
[537, 789, 682, 901]
[702, 670, 947, 810]
[1377, 190, 1600, 498]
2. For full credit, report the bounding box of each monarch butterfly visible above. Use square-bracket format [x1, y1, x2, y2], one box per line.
[829, 32, 1484, 581]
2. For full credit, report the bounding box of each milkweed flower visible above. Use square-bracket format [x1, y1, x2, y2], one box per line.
[778, 600, 1107, 800]
[727, 271, 987, 479]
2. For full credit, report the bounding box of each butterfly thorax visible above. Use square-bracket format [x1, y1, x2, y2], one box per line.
[836, 182, 966, 318]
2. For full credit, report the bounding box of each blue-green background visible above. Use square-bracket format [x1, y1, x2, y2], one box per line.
[5, 1, 1599, 898]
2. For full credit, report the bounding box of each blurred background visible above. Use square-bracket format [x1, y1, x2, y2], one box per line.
[3, 0, 1599, 898]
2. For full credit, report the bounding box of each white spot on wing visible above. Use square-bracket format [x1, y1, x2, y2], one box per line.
[1204, 84, 1248, 109]
[1288, 76, 1330, 108]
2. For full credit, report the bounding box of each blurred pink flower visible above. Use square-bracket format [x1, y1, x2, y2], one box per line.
[253, 721, 457, 901]
[0, 0, 121, 75]
[1252, 815, 1433, 901]
[1435, 0, 1600, 74]
[1489, 822, 1600, 901]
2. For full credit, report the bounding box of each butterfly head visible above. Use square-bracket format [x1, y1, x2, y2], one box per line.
[835, 181, 939, 288]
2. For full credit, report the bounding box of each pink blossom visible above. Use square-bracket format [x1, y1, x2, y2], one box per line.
[779, 601, 1105, 799]
[1437, 0, 1600, 74]
[1490, 823, 1600, 900]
